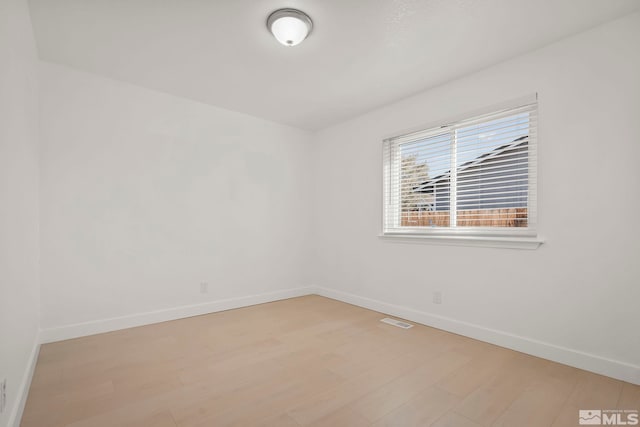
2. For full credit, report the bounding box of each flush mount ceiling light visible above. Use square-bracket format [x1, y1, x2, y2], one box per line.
[267, 8, 313, 47]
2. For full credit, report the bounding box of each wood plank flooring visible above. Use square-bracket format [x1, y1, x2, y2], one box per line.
[21, 295, 639, 426]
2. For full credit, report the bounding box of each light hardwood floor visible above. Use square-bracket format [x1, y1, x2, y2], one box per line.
[22, 295, 639, 427]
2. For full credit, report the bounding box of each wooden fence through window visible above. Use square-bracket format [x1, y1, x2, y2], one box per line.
[401, 208, 528, 228]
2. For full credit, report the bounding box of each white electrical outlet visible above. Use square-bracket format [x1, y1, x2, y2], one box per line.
[433, 291, 442, 304]
[1, 378, 6, 414]
[200, 282, 208, 294]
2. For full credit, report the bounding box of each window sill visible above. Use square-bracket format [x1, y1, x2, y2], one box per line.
[379, 233, 544, 250]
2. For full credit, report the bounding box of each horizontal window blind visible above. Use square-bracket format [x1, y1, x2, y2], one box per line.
[383, 99, 537, 236]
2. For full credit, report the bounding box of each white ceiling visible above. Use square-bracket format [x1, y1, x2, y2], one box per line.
[28, 0, 640, 130]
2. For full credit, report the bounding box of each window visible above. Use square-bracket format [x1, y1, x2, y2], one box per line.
[383, 97, 538, 243]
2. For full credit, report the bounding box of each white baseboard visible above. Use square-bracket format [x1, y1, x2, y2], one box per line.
[8, 332, 40, 427]
[315, 286, 640, 385]
[35, 284, 640, 386]
[39, 286, 315, 344]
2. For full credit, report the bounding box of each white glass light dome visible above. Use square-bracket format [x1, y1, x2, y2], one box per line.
[267, 9, 313, 47]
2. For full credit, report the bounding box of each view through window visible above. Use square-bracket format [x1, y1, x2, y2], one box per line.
[383, 100, 537, 236]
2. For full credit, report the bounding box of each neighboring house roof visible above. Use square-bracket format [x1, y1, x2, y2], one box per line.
[414, 135, 529, 193]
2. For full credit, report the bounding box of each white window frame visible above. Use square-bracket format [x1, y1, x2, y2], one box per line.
[381, 95, 543, 249]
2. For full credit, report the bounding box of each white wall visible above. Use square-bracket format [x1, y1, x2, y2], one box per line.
[312, 13, 640, 381]
[0, 0, 41, 425]
[39, 62, 313, 332]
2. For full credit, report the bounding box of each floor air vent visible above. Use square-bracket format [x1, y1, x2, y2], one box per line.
[380, 317, 414, 329]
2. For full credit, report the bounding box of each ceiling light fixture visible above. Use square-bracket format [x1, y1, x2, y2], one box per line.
[267, 8, 313, 47]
